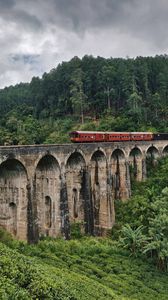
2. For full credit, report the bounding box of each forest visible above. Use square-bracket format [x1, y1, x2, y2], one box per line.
[0, 54, 168, 145]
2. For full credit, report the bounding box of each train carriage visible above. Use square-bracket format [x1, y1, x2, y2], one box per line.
[153, 133, 168, 140]
[69, 131, 154, 143]
[130, 132, 153, 141]
[69, 131, 105, 143]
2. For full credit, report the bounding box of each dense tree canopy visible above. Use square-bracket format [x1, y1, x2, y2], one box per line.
[0, 54, 168, 144]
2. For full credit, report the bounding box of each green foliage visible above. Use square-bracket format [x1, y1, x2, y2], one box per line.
[97, 116, 135, 131]
[115, 157, 168, 271]
[119, 225, 148, 256]
[70, 68, 88, 123]
[0, 227, 18, 248]
[70, 221, 84, 239]
[0, 55, 168, 144]
[127, 91, 143, 124]
[143, 187, 168, 271]
[0, 236, 167, 299]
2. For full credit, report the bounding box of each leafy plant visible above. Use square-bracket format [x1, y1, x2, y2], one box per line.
[119, 224, 148, 256]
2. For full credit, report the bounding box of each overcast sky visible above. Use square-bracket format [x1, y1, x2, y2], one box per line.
[0, 0, 168, 88]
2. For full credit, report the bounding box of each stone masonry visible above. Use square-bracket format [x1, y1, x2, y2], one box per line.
[0, 140, 168, 242]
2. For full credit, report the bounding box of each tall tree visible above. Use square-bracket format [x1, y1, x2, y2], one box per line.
[99, 65, 116, 111]
[70, 68, 87, 124]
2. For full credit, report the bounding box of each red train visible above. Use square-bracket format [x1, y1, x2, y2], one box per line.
[69, 131, 168, 143]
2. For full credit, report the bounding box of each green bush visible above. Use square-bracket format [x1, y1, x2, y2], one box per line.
[70, 221, 85, 239]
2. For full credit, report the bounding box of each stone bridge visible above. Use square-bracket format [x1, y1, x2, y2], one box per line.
[0, 140, 168, 242]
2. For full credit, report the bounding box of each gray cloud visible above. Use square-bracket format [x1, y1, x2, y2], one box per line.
[0, 0, 168, 88]
[0, 0, 15, 9]
[0, 0, 42, 30]
[52, 0, 134, 29]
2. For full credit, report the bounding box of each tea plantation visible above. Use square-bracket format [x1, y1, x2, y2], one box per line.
[0, 233, 168, 299]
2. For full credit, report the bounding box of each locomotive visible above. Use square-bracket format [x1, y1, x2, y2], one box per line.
[69, 131, 168, 143]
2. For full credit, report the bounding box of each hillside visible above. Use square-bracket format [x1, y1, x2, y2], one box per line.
[0, 55, 168, 145]
[0, 157, 168, 299]
[0, 236, 168, 300]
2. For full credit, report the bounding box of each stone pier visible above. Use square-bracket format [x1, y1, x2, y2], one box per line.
[0, 140, 167, 242]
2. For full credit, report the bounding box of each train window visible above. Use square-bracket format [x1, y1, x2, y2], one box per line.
[70, 132, 78, 138]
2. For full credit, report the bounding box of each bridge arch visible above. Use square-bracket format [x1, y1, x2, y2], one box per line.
[129, 147, 142, 157]
[89, 147, 107, 162]
[65, 151, 89, 233]
[111, 148, 130, 200]
[146, 145, 159, 175]
[33, 152, 61, 176]
[112, 148, 127, 159]
[129, 147, 143, 182]
[66, 151, 86, 169]
[65, 149, 86, 167]
[0, 155, 27, 171]
[146, 145, 159, 158]
[112, 148, 125, 159]
[0, 159, 28, 240]
[162, 145, 168, 156]
[35, 154, 61, 237]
